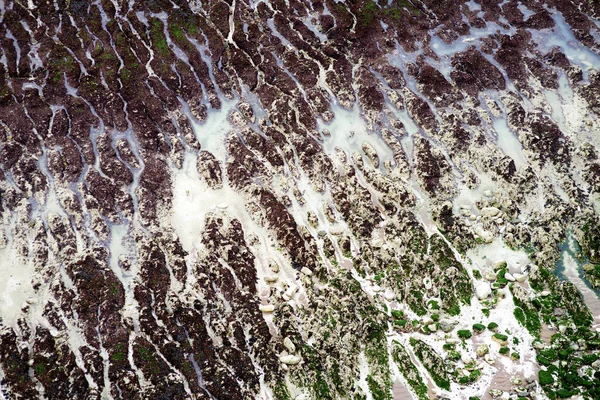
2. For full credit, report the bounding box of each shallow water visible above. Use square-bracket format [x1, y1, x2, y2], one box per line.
[555, 232, 600, 325]
[531, 8, 600, 79]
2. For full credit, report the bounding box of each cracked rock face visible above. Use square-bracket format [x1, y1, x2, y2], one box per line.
[1, 0, 600, 399]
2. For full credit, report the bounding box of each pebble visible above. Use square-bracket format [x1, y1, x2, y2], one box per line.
[540, 290, 552, 297]
[264, 275, 278, 283]
[505, 272, 516, 282]
[476, 282, 492, 300]
[493, 261, 507, 270]
[476, 344, 489, 357]
[492, 336, 508, 346]
[474, 226, 494, 243]
[423, 278, 432, 290]
[461, 353, 474, 364]
[301, 267, 313, 276]
[383, 292, 395, 301]
[440, 320, 456, 333]
[514, 387, 529, 397]
[329, 226, 344, 236]
[279, 355, 301, 365]
[481, 207, 500, 217]
[285, 285, 298, 298]
[259, 304, 275, 313]
[283, 337, 296, 353]
[484, 271, 497, 281]
[510, 377, 521, 385]
[484, 354, 496, 365]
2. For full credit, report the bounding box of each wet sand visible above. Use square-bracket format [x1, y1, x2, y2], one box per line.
[392, 380, 413, 400]
[562, 252, 600, 325]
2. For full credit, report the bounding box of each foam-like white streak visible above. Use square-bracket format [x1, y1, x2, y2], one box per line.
[493, 118, 528, 170]
[187, 99, 237, 164]
[531, 9, 600, 78]
[318, 103, 395, 166]
[302, 15, 327, 42]
[172, 152, 241, 252]
[429, 22, 513, 58]
[517, 2, 535, 20]
[0, 241, 35, 327]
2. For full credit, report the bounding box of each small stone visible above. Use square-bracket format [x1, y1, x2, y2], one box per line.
[484, 271, 497, 281]
[484, 354, 495, 365]
[285, 285, 298, 298]
[540, 290, 551, 297]
[492, 334, 508, 346]
[259, 304, 275, 313]
[461, 353, 474, 364]
[446, 338, 460, 344]
[474, 227, 494, 243]
[329, 226, 344, 236]
[279, 355, 301, 365]
[423, 278, 432, 290]
[553, 308, 566, 317]
[510, 377, 521, 385]
[440, 320, 456, 333]
[429, 324, 437, 332]
[383, 292, 395, 301]
[514, 387, 528, 397]
[489, 389, 503, 398]
[476, 344, 489, 357]
[493, 261, 507, 271]
[513, 273, 527, 282]
[264, 275, 278, 283]
[283, 337, 296, 353]
[481, 207, 500, 217]
[504, 273, 515, 282]
[483, 190, 493, 197]
[476, 282, 492, 300]
[301, 267, 313, 276]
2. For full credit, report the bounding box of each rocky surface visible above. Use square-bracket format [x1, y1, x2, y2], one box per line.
[1, 0, 600, 399]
